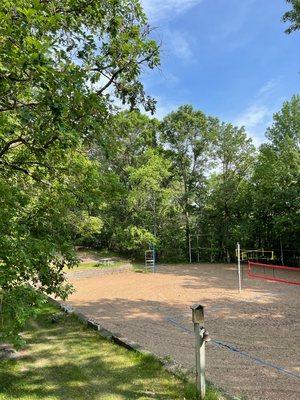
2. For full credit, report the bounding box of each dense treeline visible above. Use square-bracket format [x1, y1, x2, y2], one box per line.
[79, 97, 300, 264]
[0, 0, 160, 343]
[0, 0, 299, 343]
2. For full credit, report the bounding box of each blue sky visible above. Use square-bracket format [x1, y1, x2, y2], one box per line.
[140, 0, 300, 145]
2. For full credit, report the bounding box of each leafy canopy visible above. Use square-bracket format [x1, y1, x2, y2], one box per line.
[0, 0, 159, 343]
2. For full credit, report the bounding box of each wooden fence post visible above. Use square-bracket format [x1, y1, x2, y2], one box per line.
[191, 304, 209, 399]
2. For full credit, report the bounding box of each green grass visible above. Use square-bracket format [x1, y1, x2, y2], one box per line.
[0, 304, 222, 400]
[73, 249, 151, 273]
[65, 248, 132, 272]
[75, 261, 127, 271]
[131, 262, 151, 273]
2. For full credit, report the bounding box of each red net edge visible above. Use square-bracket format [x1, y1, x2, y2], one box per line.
[247, 261, 300, 286]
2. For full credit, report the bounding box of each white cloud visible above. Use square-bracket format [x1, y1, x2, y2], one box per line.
[165, 30, 193, 62]
[233, 105, 273, 146]
[141, 0, 203, 22]
[143, 69, 180, 90]
[208, 0, 257, 50]
[231, 79, 283, 146]
[162, 71, 180, 86]
[257, 79, 278, 96]
[235, 105, 270, 130]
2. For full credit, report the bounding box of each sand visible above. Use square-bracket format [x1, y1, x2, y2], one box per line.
[64, 263, 300, 400]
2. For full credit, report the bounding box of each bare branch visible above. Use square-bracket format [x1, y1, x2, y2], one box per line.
[96, 66, 127, 95]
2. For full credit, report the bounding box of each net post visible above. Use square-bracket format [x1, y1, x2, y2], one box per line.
[189, 234, 192, 263]
[237, 242, 242, 293]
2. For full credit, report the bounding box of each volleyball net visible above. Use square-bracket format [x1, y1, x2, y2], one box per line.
[241, 249, 274, 262]
[248, 261, 300, 286]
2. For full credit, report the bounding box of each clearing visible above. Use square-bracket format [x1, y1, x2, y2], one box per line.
[64, 262, 300, 400]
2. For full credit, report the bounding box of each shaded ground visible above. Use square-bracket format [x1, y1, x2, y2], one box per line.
[66, 249, 133, 277]
[0, 304, 222, 400]
[77, 249, 128, 265]
[65, 263, 300, 400]
[66, 249, 146, 277]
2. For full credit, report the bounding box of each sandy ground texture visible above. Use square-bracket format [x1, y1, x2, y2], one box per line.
[64, 263, 300, 400]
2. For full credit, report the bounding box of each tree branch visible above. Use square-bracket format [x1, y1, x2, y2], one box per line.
[96, 67, 127, 95]
[0, 138, 23, 158]
[0, 101, 39, 113]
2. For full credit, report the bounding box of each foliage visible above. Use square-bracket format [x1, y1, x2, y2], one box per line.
[161, 105, 218, 259]
[0, 0, 159, 343]
[198, 123, 255, 261]
[0, 0, 299, 344]
[282, 0, 300, 34]
[251, 95, 300, 251]
[0, 286, 45, 347]
[93, 111, 165, 254]
[92, 98, 299, 264]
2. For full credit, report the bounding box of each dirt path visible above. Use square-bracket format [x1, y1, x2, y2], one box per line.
[65, 263, 300, 400]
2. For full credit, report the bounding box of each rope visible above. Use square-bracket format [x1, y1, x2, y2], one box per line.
[166, 317, 300, 380]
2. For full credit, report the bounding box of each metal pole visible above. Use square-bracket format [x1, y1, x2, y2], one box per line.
[152, 191, 157, 273]
[237, 242, 242, 293]
[189, 234, 192, 263]
[0, 289, 3, 328]
[280, 237, 284, 265]
[194, 323, 206, 399]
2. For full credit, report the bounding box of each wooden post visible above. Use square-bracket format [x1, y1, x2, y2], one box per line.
[194, 324, 206, 399]
[237, 242, 242, 293]
[191, 304, 206, 399]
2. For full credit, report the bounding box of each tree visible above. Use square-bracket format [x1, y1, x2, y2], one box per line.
[93, 111, 175, 256]
[282, 0, 300, 34]
[252, 95, 300, 254]
[161, 105, 218, 260]
[0, 0, 159, 343]
[199, 123, 255, 261]
[124, 148, 173, 253]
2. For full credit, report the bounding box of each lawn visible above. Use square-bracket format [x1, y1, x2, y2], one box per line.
[68, 249, 133, 272]
[0, 303, 222, 400]
[75, 260, 128, 270]
[69, 249, 148, 273]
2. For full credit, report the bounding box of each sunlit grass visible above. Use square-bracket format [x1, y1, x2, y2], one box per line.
[64, 249, 133, 272]
[0, 303, 222, 400]
[75, 261, 127, 270]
